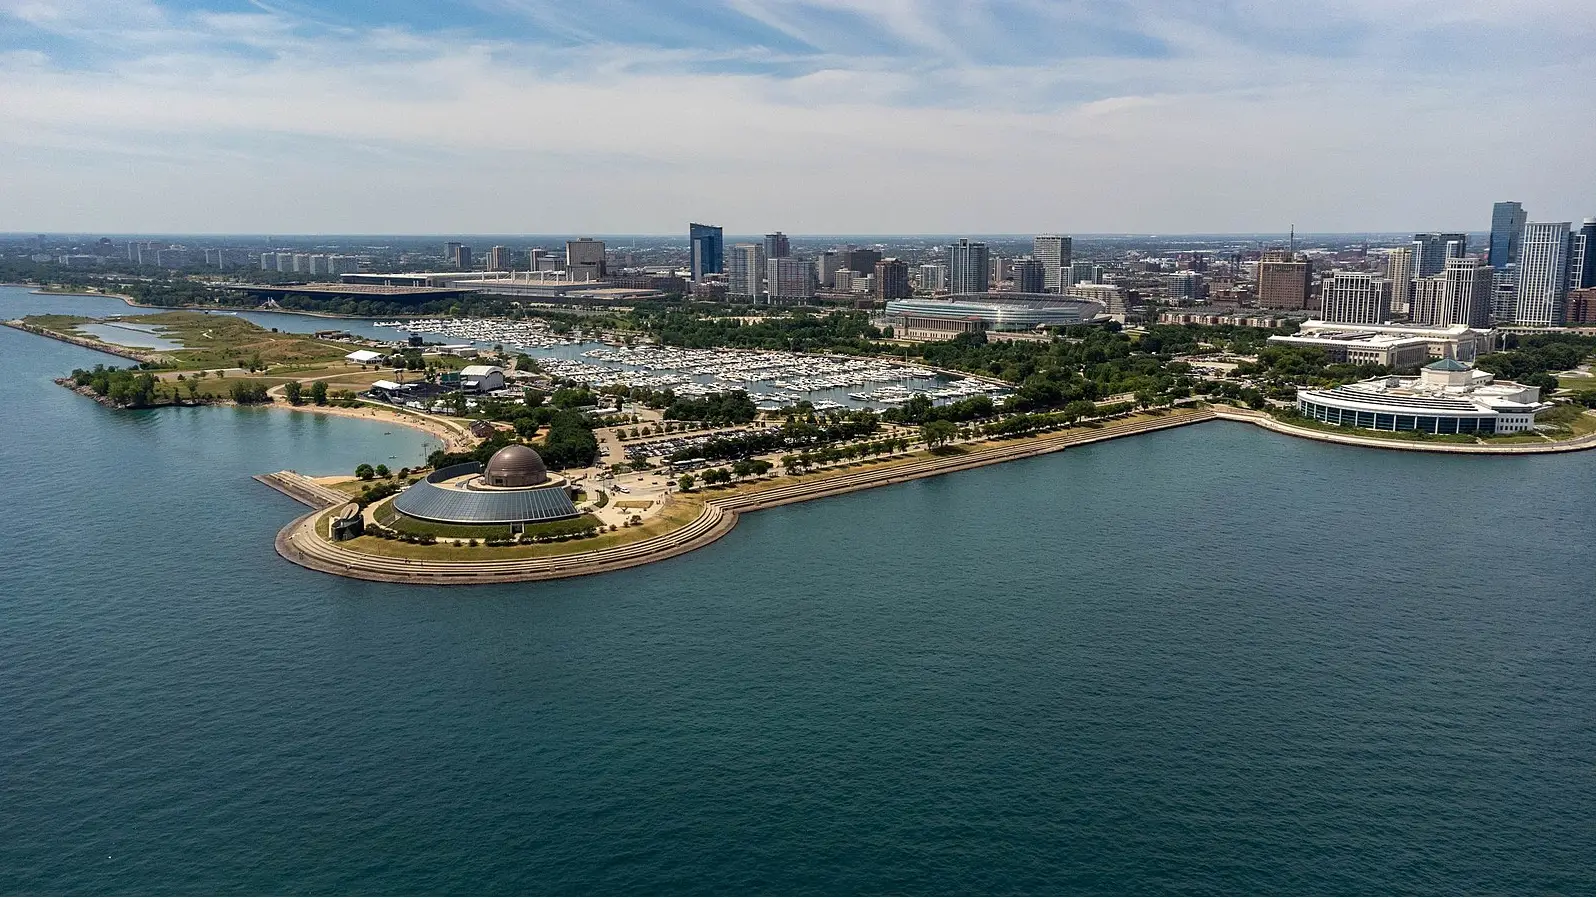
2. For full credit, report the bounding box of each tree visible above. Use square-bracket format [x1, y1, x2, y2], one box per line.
[920, 419, 958, 448]
[677, 473, 696, 491]
[1062, 400, 1096, 425]
[284, 381, 304, 405]
[732, 459, 756, 480]
[375, 464, 391, 478]
[310, 380, 328, 406]
[355, 463, 375, 480]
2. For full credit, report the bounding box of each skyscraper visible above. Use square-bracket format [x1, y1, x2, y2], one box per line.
[763, 232, 790, 259]
[1033, 235, 1073, 291]
[1514, 222, 1572, 326]
[727, 243, 766, 302]
[845, 248, 881, 275]
[1012, 256, 1046, 294]
[1569, 218, 1596, 290]
[486, 246, 513, 271]
[766, 257, 814, 304]
[566, 238, 606, 280]
[918, 263, 947, 292]
[1319, 272, 1393, 325]
[444, 242, 462, 264]
[1488, 202, 1527, 271]
[1069, 260, 1100, 286]
[1411, 258, 1493, 328]
[814, 251, 842, 289]
[949, 239, 989, 294]
[688, 223, 723, 282]
[1256, 254, 1311, 310]
[1411, 233, 1467, 278]
[875, 258, 911, 300]
[1385, 247, 1415, 315]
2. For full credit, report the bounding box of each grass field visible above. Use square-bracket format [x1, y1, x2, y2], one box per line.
[25, 311, 351, 371]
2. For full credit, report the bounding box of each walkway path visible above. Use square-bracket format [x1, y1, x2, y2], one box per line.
[272, 409, 1214, 585]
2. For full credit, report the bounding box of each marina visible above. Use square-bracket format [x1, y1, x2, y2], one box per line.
[376, 318, 1011, 411]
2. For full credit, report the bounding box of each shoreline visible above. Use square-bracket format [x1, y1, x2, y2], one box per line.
[1212, 406, 1596, 454]
[274, 410, 1214, 585]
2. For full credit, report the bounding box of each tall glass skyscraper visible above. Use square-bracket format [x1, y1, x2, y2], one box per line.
[688, 223, 723, 282]
[1570, 218, 1596, 290]
[1488, 202, 1527, 272]
[949, 239, 990, 294]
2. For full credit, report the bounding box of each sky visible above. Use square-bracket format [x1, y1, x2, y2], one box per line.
[1, 0, 1593, 235]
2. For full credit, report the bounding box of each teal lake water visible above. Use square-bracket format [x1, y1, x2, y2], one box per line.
[2, 286, 1594, 894]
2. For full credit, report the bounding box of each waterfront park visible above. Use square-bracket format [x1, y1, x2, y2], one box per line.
[9, 302, 1596, 584]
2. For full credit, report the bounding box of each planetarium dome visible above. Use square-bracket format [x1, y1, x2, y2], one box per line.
[483, 444, 549, 488]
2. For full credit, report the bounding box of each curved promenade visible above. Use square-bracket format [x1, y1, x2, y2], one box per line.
[274, 408, 1215, 585]
[1212, 407, 1596, 454]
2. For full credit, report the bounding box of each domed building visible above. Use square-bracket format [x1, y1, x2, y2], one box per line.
[393, 444, 580, 526]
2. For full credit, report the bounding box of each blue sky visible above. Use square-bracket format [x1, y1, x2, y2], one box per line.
[1, 0, 1592, 234]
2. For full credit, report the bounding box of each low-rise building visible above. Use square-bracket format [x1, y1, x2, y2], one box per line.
[459, 365, 506, 393]
[1295, 359, 1548, 435]
[1268, 320, 1494, 367]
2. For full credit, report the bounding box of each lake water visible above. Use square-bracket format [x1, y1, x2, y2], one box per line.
[2, 285, 1594, 894]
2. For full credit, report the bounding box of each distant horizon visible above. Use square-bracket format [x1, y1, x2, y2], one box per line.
[4, 230, 1497, 241]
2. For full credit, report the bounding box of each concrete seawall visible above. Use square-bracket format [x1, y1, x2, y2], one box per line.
[273, 409, 1216, 585]
[1212, 407, 1596, 455]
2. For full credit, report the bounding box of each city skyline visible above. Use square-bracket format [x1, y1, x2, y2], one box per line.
[2, 0, 1594, 234]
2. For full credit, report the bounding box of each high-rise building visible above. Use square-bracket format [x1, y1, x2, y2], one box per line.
[1491, 280, 1518, 325]
[486, 246, 513, 271]
[1569, 218, 1596, 290]
[726, 243, 766, 302]
[834, 269, 854, 292]
[1033, 235, 1073, 292]
[766, 257, 815, 304]
[1319, 272, 1393, 325]
[1256, 255, 1311, 310]
[308, 254, 329, 276]
[918, 263, 947, 292]
[1384, 247, 1415, 315]
[292, 253, 310, 273]
[566, 238, 606, 280]
[815, 251, 842, 289]
[529, 248, 550, 271]
[327, 255, 360, 275]
[845, 248, 881, 275]
[763, 232, 790, 259]
[990, 256, 1010, 285]
[1412, 258, 1493, 328]
[1012, 257, 1045, 294]
[1168, 270, 1204, 305]
[1069, 260, 1100, 285]
[445, 242, 462, 264]
[875, 258, 911, 300]
[1514, 222, 1572, 326]
[1567, 287, 1596, 324]
[949, 239, 989, 294]
[1488, 202, 1527, 270]
[260, 252, 274, 270]
[1411, 233, 1467, 278]
[689, 223, 723, 281]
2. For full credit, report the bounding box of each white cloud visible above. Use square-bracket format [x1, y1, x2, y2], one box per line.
[0, 0, 1593, 233]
